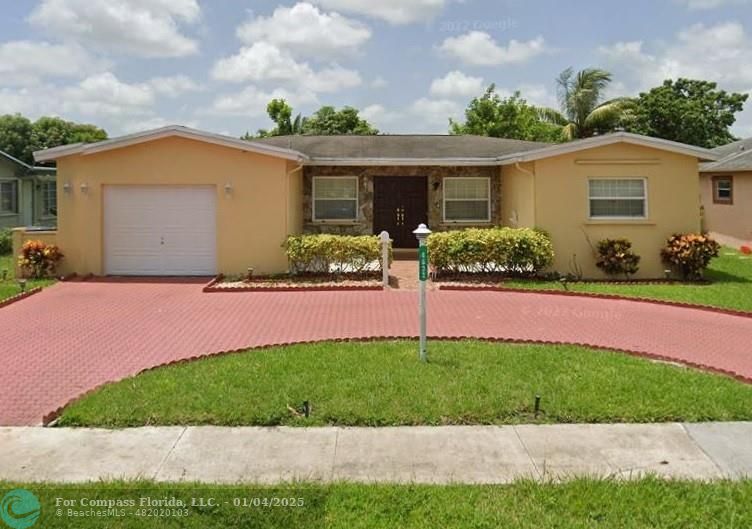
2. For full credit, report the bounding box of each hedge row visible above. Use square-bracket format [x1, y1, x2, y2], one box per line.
[427, 227, 554, 276]
[284, 234, 390, 274]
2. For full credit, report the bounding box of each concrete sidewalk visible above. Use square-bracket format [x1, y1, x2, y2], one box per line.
[1, 423, 751, 484]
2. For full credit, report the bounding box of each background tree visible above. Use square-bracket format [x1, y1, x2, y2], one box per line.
[541, 67, 634, 140]
[450, 85, 562, 142]
[0, 114, 107, 164]
[625, 79, 748, 148]
[242, 99, 377, 138]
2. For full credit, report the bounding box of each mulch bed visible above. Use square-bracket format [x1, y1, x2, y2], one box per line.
[204, 274, 384, 292]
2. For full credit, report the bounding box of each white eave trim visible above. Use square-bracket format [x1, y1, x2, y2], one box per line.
[307, 157, 501, 167]
[33, 125, 308, 163]
[498, 132, 719, 165]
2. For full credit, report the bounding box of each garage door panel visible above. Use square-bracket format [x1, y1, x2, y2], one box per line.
[104, 186, 217, 276]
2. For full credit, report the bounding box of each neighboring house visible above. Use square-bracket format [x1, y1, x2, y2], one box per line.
[0, 150, 57, 229]
[32, 126, 716, 279]
[699, 138, 752, 242]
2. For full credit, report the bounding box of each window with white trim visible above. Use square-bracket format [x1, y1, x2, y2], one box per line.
[41, 181, 57, 217]
[443, 177, 491, 222]
[588, 178, 647, 219]
[313, 176, 358, 221]
[0, 180, 18, 215]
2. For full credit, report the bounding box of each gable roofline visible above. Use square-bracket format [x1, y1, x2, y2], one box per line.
[700, 140, 752, 172]
[0, 149, 33, 169]
[497, 132, 719, 165]
[34, 125, 309, 163]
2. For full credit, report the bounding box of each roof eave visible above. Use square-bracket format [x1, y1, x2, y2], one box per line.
[306, 157, 503, 167]
[33, 126, 308, 163]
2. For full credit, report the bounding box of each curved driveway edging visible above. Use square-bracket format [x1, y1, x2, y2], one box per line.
[0, 287, 42, 309]
[1, 282, 751, 426]
[439, 285, 752, 319]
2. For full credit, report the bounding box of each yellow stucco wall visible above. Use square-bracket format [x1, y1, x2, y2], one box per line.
[500, 162, 535, 228]
[700, 172, 752, 242]
[530, 143, 701, 279]
[55, 136, 298, 276]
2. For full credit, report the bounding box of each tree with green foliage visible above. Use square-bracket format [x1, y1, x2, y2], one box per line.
[540, 67, 634, 140]
[625, 79, 748, 148]
[0, 114, 107, 164]
[450, 85, 563, 142]
[242, 99, 378, 139]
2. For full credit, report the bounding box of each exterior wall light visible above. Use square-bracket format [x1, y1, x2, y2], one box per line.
[80, 182, 89, 193]
[63, 182, 71, 193]
[224, 183, 233, 196]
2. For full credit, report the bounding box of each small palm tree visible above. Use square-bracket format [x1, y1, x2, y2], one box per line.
[540, 67, 634, 140]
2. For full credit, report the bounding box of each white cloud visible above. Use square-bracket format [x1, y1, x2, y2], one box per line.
[62, 72, 155, 116]
[410, 97, 462, 127]
[309, 0, 447, 24]
[211, 42, 361, 93]
[599, 22, 752, 92]
[147, 75, 202, 97]
[439, 31, 547, 66]
[430, 71, 484, 98]
[674, 0, 752, 8]
[206, 86, 318, 116]
[237, 3, 371, 58]
[371, 76, 388, 88]
[121, 117, 199, 134]
[29, 0, 200, 57]
[0, 41, 107, 85]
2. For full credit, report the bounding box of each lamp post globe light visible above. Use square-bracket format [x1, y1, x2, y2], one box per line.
[413, 223, 431, 362]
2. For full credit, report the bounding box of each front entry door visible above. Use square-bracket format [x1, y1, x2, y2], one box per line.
[373, 176, 428, 248]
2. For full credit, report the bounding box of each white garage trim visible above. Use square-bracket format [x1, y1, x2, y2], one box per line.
[104, 185, 217, 276]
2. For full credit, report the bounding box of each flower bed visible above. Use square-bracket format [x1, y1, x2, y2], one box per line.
[204, 273, 383, 292]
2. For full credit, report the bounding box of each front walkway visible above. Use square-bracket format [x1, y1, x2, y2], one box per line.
[1, 423, 750, 483]
[1, 281, 751, 425]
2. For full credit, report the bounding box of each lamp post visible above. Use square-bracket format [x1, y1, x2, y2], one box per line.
[413, 223, 431, 362]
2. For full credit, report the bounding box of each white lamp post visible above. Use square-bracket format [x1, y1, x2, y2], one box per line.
[413, 223, 431, 362]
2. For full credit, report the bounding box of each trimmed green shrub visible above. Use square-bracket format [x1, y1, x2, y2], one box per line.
[427, 227, 554, 276]
[661, 233, 720, 280]
[284, 234, 390, 274]
[0, 228, 11, 255]
[595, 238, 641, 278]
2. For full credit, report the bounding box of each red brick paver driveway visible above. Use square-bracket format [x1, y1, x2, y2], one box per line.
[1, 281, 751, 425]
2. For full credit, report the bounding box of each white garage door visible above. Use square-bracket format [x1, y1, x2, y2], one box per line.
[104, 186, 217, 276]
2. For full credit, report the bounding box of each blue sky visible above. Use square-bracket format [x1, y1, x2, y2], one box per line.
[1, 0, 751, 138]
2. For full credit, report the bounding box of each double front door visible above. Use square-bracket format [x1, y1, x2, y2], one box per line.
[373, 176, 428, 248]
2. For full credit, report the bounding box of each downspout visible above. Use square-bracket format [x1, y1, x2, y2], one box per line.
[285, 162, 304, 236]
[514, 161, 536, 227]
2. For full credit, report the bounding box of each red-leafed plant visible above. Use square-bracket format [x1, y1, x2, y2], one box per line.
[17, 240, 63, 279]
[661, 233, 720, 280]
[595, 238, 641, 279]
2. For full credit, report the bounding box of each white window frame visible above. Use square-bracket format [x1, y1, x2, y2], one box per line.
[312, 176, 359, 222]
[0, 179, 19, 216]
[588, 177, 648, 220]
[40, 180, 57, 218]
[442, 176, 492, 223]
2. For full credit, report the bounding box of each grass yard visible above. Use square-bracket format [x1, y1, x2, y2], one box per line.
[3, 479, 751, 528]
[0, 254, 55, 302]
[58, 340, 752, 427]
[504, 247, 752, 312]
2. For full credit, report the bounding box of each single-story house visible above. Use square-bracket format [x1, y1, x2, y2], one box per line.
[0, 149, 57, 229]
[700, 137, 752, 242]
[30, 125, 717, 279]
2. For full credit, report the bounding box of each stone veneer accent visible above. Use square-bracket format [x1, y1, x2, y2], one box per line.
[303, 166, 501, 235]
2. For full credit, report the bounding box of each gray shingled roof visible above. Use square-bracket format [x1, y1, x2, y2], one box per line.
[701, 138, 752, 172]
[254, 135, 551, 160]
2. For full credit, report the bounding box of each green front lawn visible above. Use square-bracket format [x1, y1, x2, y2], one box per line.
[58, 340, 752, 427]
[504, 248, 752, 312]
[4, 479, 751, 528]
[0, 254, 55, 302]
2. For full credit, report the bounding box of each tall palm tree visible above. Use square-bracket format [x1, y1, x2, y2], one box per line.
[540, 68, 634, 140]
